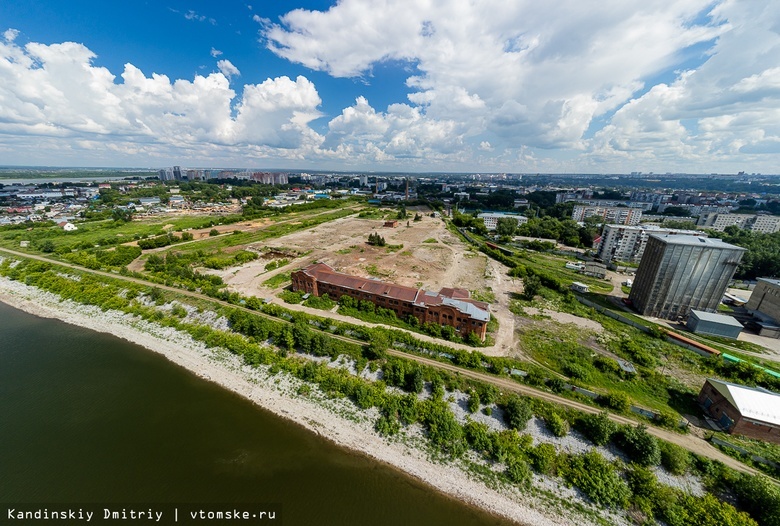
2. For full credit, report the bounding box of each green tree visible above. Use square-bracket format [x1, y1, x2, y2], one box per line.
[734, 474, 780, 526]
[529, 442, 559, 475]
[578, 411, 616, 446]
[617, 424, 661, 467]
[39, 240, 56, 253]
[522, 274, 542, 300]
[502, 395, 533, 431]
[467, 391, 481, 413]
[544, 412, 570, 437]
[424, 400, 466, 457]
[495, 217, 518, 238]
[506, 457, 532, 486]
[562, 450, 630, 508]
[601, 391, 631, 413]
[659, 441, 691, 475]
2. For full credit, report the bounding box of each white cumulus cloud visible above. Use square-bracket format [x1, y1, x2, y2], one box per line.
[261, 0, 780, 171]
[0, 36, 325, 164]
[3, 28, 19, 42]
[217, 59, 240, 78]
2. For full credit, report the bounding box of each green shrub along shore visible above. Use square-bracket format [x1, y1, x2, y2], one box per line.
[1, 256, 778, 526]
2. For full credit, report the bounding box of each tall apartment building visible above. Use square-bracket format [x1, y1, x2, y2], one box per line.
[572, 205, 643, 225]
[594, 224, 707, 264]
[291, 263, 490, 340]
[629, 235, 745, 319]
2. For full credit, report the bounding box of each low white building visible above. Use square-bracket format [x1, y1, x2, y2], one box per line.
[477, 212, 528, 231]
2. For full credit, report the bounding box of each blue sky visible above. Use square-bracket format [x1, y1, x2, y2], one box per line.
[1, 1, 779, 173]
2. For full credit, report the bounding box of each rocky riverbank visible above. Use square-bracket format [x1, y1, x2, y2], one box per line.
[0, 276, 594, 526]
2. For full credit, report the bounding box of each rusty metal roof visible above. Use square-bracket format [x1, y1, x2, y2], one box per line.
[299, 263, 489, 320]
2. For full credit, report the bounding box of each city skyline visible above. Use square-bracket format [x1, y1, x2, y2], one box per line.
[1, 1, 779, 174]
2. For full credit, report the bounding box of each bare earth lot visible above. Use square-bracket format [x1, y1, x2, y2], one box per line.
[209, 209, 522, 353]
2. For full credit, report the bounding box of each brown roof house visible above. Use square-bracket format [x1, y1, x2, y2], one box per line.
[698, 378, 780, 443]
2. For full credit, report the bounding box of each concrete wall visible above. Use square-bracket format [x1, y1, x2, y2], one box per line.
[747, 279, 780, 323]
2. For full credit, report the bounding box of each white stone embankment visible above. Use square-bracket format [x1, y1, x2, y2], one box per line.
[0, 276, 598, 526]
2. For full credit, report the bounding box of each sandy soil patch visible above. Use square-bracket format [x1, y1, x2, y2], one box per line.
[214, 213, 493, 303]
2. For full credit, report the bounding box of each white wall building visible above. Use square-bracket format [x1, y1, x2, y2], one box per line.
[572, 205, 643, 225]
[477, 212, 528, 231]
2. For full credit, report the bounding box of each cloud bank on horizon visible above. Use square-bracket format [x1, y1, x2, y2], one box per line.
[1, 0, 779, 173]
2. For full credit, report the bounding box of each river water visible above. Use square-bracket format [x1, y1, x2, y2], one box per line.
[0, 302, 512, 525]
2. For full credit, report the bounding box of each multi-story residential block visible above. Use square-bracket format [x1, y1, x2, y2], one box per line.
[628, 235, 745, 319]
[698, 213, 780, 233]
[710, 213, 755, 231]
[291, 263, 490, 340]
[477, 212, 528, 231]
[594, 224, 706, 264]
[572, 205, 643, 225]
[751, 215, 780, 234]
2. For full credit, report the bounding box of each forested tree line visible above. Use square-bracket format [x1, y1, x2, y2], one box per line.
[716, 225, 780, 280]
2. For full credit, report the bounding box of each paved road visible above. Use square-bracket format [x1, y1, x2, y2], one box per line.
[0, 246, 767, 478]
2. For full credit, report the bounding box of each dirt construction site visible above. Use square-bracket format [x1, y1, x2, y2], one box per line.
[207, 207, 524, 354]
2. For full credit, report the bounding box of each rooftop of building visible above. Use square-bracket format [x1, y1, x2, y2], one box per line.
[705, 378, 780, 426]
[757, 277, 780, 287]
[648, 234, 746, 250]
[603, 224, 702, 234]
[689, 310, 744, 327]
[297, 263, 490, 322]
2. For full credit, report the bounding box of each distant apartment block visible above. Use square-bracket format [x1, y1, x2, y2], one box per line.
[656, 203, 732, 216]
[250, 172, 289, 185]
[697, 213, 780, 234]
[751, 215, 780, 234]
[710, 213, 755, 231]
[572, 205, 642, 225]
[156, 168, 288, 185]
[291, 263, 490, 340]
[477, 212, 528, 231]
[628, 235, 745, 319]
[557, 192, 654, 211]
[595, 224, 707, 264]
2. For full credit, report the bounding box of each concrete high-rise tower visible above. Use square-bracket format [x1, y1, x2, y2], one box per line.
[629, 235, 745, 319]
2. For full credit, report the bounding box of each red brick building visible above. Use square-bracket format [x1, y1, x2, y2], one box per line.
[698, 378, 780, 443]
[291, 263, 490, 340]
